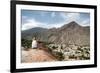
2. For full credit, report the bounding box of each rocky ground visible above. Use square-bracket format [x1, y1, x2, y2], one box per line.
[21, 48, 57, 63]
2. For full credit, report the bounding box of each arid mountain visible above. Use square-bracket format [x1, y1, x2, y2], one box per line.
[22, 21, 90, 46]
[22, 27, 48, 40]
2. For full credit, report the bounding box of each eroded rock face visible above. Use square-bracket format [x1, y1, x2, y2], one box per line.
[22, 21, 90, 46]
[21, 49, 57, 63]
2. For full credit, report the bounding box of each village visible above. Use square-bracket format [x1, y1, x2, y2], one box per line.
[46, 43, 90, 61]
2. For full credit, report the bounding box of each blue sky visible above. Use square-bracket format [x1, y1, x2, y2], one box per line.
[21, 10, 90, 30]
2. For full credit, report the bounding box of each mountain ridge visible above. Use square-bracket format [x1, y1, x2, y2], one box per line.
[22, 21, 90, 46]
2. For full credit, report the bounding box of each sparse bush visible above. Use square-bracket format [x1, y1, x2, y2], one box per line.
[54, 52, 64, 61]
[21, 39, 32, 48]
[52, 46, 57, 50]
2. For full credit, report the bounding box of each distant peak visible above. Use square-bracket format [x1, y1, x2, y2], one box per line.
[66, 21, 80, 27]
[59, 21, 81, 31]
[68, 21, 78, 25]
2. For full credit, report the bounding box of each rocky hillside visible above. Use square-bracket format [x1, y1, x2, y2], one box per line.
[22, 21, 90, 46]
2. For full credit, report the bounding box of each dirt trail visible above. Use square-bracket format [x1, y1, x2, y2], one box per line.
[21, 48, 57, 63]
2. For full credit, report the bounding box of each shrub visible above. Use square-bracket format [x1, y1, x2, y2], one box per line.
[55, 52, 64, 61]
[21, 39, 32, 48]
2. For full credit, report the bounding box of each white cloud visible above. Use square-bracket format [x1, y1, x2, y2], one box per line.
[60, 12, 90, 26]
[81, 19, 90, 26]
[22, 19, 42, 30]
[22, 16, 27, 19]
[66, 13, 80, 18]
[22, 17, 66, 30]
[40, 12, 49, 17]
[60, 12, 80, 23]
[46, 23, 65, 28]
